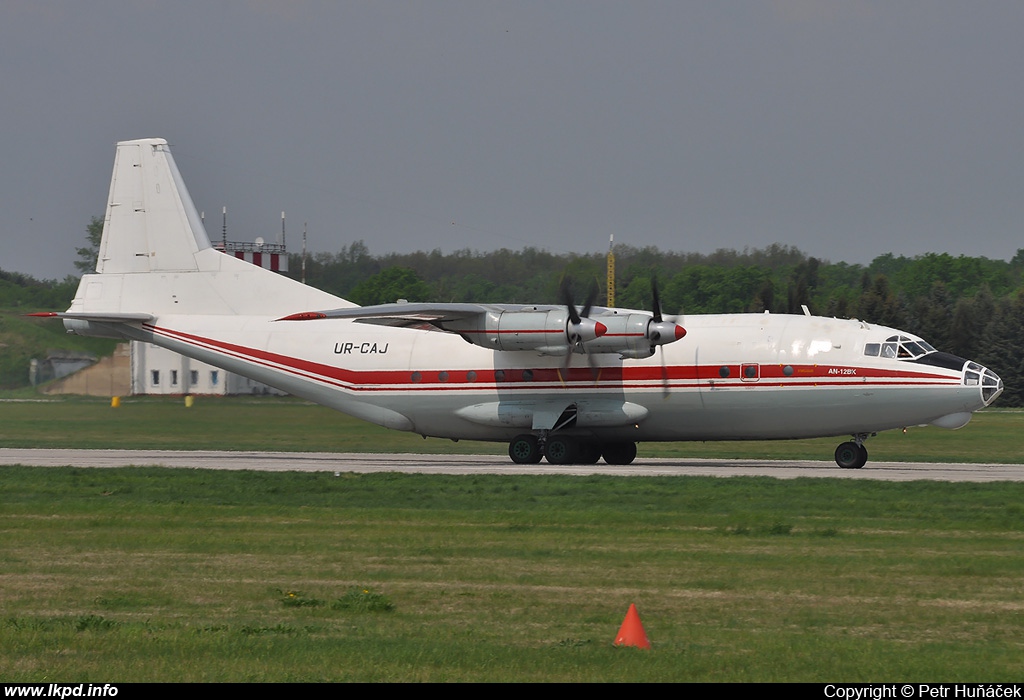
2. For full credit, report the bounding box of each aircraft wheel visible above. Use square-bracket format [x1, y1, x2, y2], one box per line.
[577, 442, 602, 464]
[602, 441, 637, 465]
[509, 434, 542, 464]
[544, 436, 578, 465]
[835, 441, 867, 469]
[854, 443, 868, 469]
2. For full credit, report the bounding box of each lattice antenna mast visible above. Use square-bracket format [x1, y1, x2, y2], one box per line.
[606, 234, 616, 307]
[301, 222, 307, 285]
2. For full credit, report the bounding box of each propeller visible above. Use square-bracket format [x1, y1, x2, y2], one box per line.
[646, 276, 686, 350]
[558, 277, 606, 381]
[559, 277, 606, 351]
[646, 276, 686, 397]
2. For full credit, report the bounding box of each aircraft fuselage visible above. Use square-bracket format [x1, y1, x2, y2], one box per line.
[121, 310, 995, 445]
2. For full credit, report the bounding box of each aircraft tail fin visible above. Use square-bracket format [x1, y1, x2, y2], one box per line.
[95, 138, 211, 274]
[68, 138, 349, 322]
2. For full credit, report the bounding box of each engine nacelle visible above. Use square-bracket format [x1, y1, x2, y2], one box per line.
[584, 313, 686, 359]
[443, 309, 684, 359]
[443, 308, 605, 355]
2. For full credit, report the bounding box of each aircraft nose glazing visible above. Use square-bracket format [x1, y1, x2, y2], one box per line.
[963, 361, 1003, 406]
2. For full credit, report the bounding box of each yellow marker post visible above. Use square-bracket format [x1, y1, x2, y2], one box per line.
[110, 396, 121, 408]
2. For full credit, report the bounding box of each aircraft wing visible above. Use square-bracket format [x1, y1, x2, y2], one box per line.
[276, 302, 559, 333]
[275, 300, 683, 358]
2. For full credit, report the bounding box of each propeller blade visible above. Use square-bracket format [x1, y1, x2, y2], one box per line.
[564, 337, 602, 382]
[651, 276, 663, 323]
[561, 276, 606, 350]
[581, 279, 599, 319]
[559, 277, 581, 326]
[660, 346, 670, 398]
[588, 349, 601, 382]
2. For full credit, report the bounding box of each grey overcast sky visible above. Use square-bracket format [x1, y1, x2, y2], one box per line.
[2, 1, 1022, 280]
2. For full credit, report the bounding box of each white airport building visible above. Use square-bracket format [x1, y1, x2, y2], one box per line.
[130, 341, 285, 396]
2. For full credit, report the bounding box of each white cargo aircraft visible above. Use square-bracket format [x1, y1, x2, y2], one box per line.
[41, 138, 1004, 468]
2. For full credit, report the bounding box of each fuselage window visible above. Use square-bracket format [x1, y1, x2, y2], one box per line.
[864, 343, 880, 357]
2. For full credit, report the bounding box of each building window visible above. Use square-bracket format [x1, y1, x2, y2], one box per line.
[151, 370, 160, 387]
[210, 370, 219, 386]
[190, 370, 199, 386]
[170, 370, 178, 387]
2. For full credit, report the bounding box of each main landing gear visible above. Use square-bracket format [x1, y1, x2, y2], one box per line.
[834, 434, 871, 469]
[512, 433, 875, 469]
[508, 433, 637, 465]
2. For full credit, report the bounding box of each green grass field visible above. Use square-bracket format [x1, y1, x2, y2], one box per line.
[1, 468, 1022, 682]
[1, 397, 1022, 681]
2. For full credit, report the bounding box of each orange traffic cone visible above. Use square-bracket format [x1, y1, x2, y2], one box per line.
[614, 603, 651, 649]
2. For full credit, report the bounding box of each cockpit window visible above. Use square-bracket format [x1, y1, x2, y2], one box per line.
[903, 341, 928, 356]
[865, 335, 934, 361]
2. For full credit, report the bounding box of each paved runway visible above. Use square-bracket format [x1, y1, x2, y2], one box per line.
[1, 448, 1021, 481]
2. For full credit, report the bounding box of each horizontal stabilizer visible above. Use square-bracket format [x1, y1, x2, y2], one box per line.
[27, 311, 154, 323]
